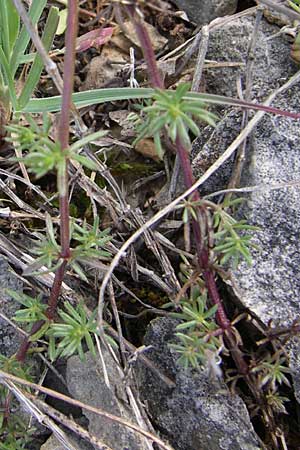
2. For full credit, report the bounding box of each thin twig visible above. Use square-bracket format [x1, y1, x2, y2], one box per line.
[257, 0, 300, 21]
[204, 180, 300, 199]
[227, 7, 264, 193]
[0, 178, 47, 220]
[108, 280, 126, 367]
[0, 370, 174, 450]
[191, 25, 209, 92]
[0, 167, 50, 201]
[3, 380, 77, 450]
[26, 392, 114, 450]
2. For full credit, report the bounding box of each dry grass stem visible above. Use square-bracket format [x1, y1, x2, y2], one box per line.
[0, 369, 175, 450]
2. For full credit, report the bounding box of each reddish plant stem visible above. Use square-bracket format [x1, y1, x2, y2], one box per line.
[127, 5, 248, 374]
[125, 5, 163, 89]
[58, 0, 78, 258]
[176, 136, 231, 330]
[16, 319, 45, 362]
[16, 1, 78, 362]
[46, 260, 69, 320]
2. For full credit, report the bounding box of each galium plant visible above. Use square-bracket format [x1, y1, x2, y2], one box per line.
[6, 293, 117, 363]
[211, 198, 259, 269]
[122, 6, 300, 447]
[47, 301, 98, 361]
[24, 214, 111, 281]
[6, 290, 48, 326]
[134, 83, 217, 159]
[251, 353, 291, 391]
[47, 301, 116, 361]
[169, 289, 222, 371]
[170, 195, 259, 372]
[1, 1, 300, 448]
[177, 196, 259, 270]
[6, 114, 106, 179]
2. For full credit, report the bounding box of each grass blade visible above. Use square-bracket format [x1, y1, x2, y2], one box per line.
[23, 87, 300, 119]
[0, 46, 17, 110]
[23, 87, 154, 113]
[10, 0, 47, 76]
[18, 6, 59, 109]
[0, 0, 12, 59]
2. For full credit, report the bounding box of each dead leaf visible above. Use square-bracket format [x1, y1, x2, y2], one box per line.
[109, 110, 136, 138]
[121, 20, 167, 52]
[135, 138, 160, 161]
[76, 27, 114, 52]
[80, 47, 128, 90]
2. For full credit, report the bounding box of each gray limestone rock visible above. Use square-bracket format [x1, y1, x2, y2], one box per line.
[191, 15, 300, 401]
[136, 317, 262, 450]
[230, 104, 300, 401]
[0, 256, 23, 356]
[40, 433, 93, 450]
[173, 0, 238, 25]
[66, 350, 149, 450]
[192, 15, 299, 191]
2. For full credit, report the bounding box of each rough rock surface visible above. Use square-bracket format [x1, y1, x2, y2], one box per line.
[173, 0, 238, 25]
[191, 16, 300, 400]
[136, 317, 262, 450]
[40, 433, 93, 450]
[0, 256, 23, 356]
[66, 350, 149, 450]
[192, 14, 299, 190]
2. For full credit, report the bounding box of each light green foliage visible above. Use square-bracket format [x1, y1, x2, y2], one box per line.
[47, 302, 98, 361]
[134, 83, 217, 158]
[8, 290, 50, 341]
[0, 355, 34, 449]
[25, 214, 111, 282]
[70, 217, 111, 281]
[6, 290, 47, 324]
[251, 354, 291, 391]
[6, 115, 106, 179]
[177, 196, 258, 269]
[289, 0, 300, 12]
[7, 291, 115, 362]
[26, 213, 61, 274]
[169, 197, 259, 372]
[212, 198, 259, 268]
[169, 288, 222, 370]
